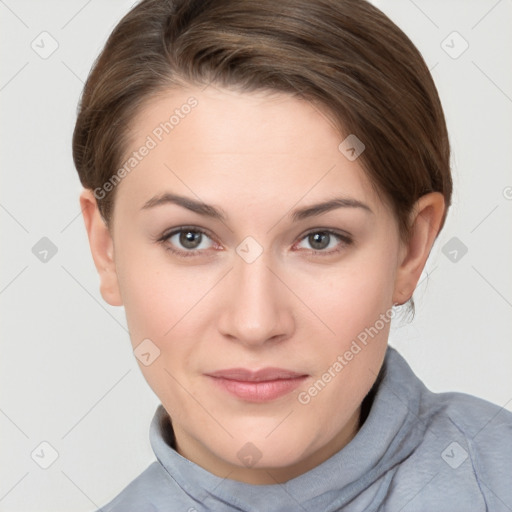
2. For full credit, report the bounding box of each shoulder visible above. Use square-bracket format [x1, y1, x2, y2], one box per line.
[383, 348, 512, 510]
[387, 346, 512, 454]
[424, 389, 512, 451]
[96, 461, 176, 512]
[407, 388, 512, 511]
[429, 390, 512, 473]
[427, 388, 512, 429]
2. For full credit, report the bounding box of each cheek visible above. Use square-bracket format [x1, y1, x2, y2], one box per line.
[307, 249, 398, 344]
[115, 255, 199, 409]
[115, 243, 219, 390]
[307, 241, 397, 396]
[114, 239, 188, 345]
[295, 255, 395, 434]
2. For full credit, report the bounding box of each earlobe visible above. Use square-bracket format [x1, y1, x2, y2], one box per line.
[392, 192, 446, 305]
[79, 189, 123, 307]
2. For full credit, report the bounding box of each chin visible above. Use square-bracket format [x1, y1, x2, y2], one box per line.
[229, 423, 316, 465]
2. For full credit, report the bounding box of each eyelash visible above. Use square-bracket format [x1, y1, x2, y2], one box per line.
[156, 226, 353, 259]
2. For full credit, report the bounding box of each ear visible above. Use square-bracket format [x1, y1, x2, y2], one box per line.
[393, 192, 446, 305]
[79, 189, 123, 307]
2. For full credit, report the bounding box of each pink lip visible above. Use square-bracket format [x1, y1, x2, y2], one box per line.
[206, 367, 308, 402]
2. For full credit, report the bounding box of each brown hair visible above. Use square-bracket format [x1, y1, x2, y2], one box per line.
[72, 0, 452, 254]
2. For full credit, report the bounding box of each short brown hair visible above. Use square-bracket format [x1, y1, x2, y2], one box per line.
[73, 0, 452, 241]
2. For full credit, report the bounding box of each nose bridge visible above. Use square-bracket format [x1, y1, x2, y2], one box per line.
[217, 249, 293, 345]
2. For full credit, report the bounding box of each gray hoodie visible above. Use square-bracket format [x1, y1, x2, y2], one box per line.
[98, 346, 512, 511]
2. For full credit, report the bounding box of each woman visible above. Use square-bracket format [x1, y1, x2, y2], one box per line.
[73, 0, 512, 510]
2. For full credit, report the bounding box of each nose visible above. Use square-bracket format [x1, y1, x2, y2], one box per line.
[216, 253, 295, 348]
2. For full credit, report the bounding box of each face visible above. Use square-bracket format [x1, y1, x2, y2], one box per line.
[91, 86, 410, 484]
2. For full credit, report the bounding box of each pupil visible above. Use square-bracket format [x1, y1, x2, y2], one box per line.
[310, 232, 329, 250]
[180, 231, 201, 249]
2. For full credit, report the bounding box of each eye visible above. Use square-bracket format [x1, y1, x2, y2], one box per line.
[295, 229, 352, 255]
[156, 226, 352, 258]
[158, 227, 217, 257]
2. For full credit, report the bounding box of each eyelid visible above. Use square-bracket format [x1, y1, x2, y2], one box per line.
[299, 227, 353, 242]
[157, 225, 216, 243]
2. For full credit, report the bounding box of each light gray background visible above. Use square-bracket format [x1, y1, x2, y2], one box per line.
[1, 0, 511, 510]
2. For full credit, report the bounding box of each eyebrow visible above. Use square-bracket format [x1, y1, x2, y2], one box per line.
[141, 192, 373, 221]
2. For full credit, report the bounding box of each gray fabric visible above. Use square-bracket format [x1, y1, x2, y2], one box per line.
[98, 346, 512, 511]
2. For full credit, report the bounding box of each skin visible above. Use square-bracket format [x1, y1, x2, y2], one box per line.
[80, 85, 445, 485]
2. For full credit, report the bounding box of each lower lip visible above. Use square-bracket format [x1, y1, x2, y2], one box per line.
[208, 376, 308, 402]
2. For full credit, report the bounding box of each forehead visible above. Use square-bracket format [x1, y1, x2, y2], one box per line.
[115, 85, 382, 214]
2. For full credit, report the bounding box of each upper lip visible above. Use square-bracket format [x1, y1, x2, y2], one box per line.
[206, 367, 307, 382]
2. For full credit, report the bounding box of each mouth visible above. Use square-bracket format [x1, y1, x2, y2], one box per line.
[205, 367, 309, 402]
